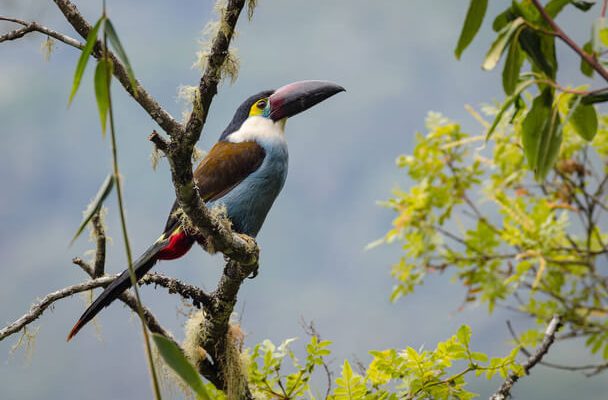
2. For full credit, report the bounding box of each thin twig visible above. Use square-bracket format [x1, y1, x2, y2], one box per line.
[0, 16, 83, 48]
[490, 315, 562, 400]
[0, 277, 115, 341]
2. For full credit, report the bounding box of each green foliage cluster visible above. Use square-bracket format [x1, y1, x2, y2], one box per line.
[385, 107, 608, 330]
[222, 327, 522, 400]
[457, 0, 603, 180]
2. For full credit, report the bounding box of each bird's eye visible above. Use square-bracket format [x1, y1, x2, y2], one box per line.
[257, 100, 267, 109]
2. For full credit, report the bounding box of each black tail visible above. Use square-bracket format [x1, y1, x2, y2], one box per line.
[67, 239, 168, 341]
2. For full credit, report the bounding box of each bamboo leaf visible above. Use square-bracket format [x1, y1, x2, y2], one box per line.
[455, 0, 488, 59]
[94, 58, 114, 136]
[69, 17, 104, 105]
[482, 17, 525, 71]
[105, 19, 137, 96]
[502, 27, 524, 95]
[70, 174, 114, 245]
[486, 78, 535, 141]
[152, 334, 210, 400]
[521, 89, 562, 180]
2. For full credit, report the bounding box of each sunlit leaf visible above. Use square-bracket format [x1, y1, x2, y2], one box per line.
[455, 0, 488, 59]
[482, 17, 524, 71]
[600, 27, 608, 47]
[69, 17, 104, 105]
[105, 19, 137, 96]
[94, 58, 114, 136]
[70, 173, 114, 245]
[152, 334, 210, 400]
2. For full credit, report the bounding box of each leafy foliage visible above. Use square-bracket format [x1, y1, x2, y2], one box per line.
[456, 0, 601, 179]
[382, 105, 608, 370]
[242, 328, 522, 399]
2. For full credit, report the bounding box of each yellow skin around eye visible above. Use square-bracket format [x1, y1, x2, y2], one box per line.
[249, 99, 268, 117]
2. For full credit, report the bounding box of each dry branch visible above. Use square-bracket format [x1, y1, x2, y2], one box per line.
[0, 276, 115, 341]
[0, 16, 83, 48]
[490, 315, 562, 400]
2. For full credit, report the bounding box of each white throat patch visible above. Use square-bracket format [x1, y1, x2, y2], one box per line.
[227, 116, 287, 145]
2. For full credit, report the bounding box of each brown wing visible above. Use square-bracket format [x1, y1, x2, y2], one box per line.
[162, 141, 266, 234]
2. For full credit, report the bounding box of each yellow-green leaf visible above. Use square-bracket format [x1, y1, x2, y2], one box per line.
[105, 19, 137, 96]
[483, 17, 524, 71]
[94, 58, 114, 136]
[152, 334, 211, 400]
[455, 0, 488, 59]
[69, 16, 104, 105]
[70, 173, 114, 245]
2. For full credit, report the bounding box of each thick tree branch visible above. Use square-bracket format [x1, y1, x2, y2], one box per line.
[52, 0, 183, 136]
[0, 16, 83, 48]
[6, 1, 255, 395]
[163, 0, 258, 267]
[490, 315, 562, 400]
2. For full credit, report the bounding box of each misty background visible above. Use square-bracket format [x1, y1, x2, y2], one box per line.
[1, 1, 606, 398]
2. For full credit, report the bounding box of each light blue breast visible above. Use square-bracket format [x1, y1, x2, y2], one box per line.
[208, 140, 288, 237]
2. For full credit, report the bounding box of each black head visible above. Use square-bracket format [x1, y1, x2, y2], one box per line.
[220, 81, 345, 141]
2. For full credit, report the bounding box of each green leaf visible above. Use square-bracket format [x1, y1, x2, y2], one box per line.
[94, 58, 114, 136]
[455, 0, 488, 59]
[486, 78, 535, 141]
[152, 334, 211, 400]
[521, 89, 562, 180]
[582, 90, 608, 105]
[482, 17, 525, 71]
[569, 99, 598, 141]
[545, 0, 572, 18]
[572, 1, 595, 11]
[493, 7, 515, 32]
[69, 17, 104, 105]
[471, 351, 489, 363]
[105, 19, 137, 96]
[502, 28, 524, 95]
[581, 41, 595, 77]
[519, 28, 557, 79]
[70, 173, 114, 245]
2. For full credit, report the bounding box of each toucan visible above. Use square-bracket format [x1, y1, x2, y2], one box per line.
[67, 80, 344, 340]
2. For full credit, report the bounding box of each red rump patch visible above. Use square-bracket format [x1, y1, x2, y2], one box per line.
[156, 230, 195, 260]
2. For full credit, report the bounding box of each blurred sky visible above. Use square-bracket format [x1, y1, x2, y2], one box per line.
[1, 1, 607, 399]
